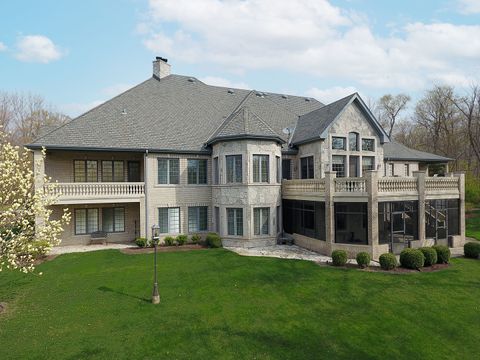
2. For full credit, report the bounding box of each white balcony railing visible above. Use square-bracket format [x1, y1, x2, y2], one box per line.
[335, 178, 366, 193]
[378, 177, 418, 192]
[47, 182, 145, 202]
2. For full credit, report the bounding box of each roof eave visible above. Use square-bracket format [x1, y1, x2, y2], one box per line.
[25, 144, 212, 155]
[206, 134, 286, 146]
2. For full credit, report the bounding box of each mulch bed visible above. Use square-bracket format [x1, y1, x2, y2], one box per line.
[319, 261, 450, 274]
[33, 254, 58, 266]
[121, 244, 208, 255]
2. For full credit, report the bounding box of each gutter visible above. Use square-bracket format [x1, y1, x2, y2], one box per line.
[25, 144, 212, 155]
[144, 150, 149, 239]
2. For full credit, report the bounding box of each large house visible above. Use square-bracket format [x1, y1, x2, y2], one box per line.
[28, 57, 465, 258]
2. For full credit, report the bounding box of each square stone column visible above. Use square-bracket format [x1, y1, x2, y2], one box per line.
[366, 170, 379, 249]
[33, 149, 46, 228]
[413, 171, 427, 244]
[454, 172, 466, 243]
[324, 171, 336, 253]
[139, 197, 147, 239]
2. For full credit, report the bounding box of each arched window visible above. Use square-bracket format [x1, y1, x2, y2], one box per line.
[349, 132, 359, 151]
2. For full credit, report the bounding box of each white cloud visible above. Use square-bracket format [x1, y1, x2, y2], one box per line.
[140, 0, 480, 91]
[0, 42, 6, 51]
[59, 100, 105, 117]
[102, 83, 134, 97]
[15, 35, 63, 63]
[199, 76, 250, 89]
[305, 86, 357, 104]
[458, 0, 480, 14]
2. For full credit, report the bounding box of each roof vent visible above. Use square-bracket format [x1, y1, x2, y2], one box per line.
[281, 94, 288, 99]
[187, 77, 196, 82]
[227, 89, 235, 94]
[304, 97, 311, 102]
[255, 92, 264, 98]
[121, 109, 127, 115]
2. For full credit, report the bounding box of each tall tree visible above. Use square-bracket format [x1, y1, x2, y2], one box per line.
[377, 94, 410, 138]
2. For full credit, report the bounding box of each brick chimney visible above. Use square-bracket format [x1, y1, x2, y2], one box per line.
[153, 56, 171, 79]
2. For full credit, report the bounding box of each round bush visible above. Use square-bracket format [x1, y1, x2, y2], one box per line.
[464, 242, 480, 259]
[206, 233, 222, 248]
[164, 236, 175, 246]
[379, 253, 397, 270]
[420, 247, 438, 266]
[190, 234, 201, 244]
[432, 245, 451, 264]
[135, 237, 147, 247]
[331, 250, 348, 266]
[400, 248, 425, 269]
[176, 234, 188, 246]
[356, 252, 371, 268]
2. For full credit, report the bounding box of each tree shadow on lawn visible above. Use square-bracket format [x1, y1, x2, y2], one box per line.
[97, 286, 150, 303]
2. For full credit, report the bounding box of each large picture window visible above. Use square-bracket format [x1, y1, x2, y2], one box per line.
[213, 157, 219, 184]
[188, 206, 208, 232]
[362, 138, 375, 151]
[74, 160, 98, 182]
[158, 207, 180, 234]
[102, 160, 124, 182]
[362, 156, 375, 174]
[283, 200, 326, 240]
[335, 203, 367, 244]
[300, 156, 314, 179]
[74, 208, 98, 234]
[226, 155, 242, 183]
[157, 158, 179, 184]
[102, 207, 125, 233]
[254, 208, 269, 236]
[332, 155, 346, 177]
[282, 159, 291, 180]
[188, 159, 207, 184]
[253, 155, 269, 183]
[227, 208, 243, 236]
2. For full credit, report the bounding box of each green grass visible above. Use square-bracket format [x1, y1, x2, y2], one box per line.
[466, 209, 480, 240]
[1, 249, 480, 360]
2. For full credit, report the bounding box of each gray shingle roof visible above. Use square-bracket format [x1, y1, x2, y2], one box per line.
[383, 142, 452, 162]
[28, 75, 322, 153]
[290, 93, 390, 146]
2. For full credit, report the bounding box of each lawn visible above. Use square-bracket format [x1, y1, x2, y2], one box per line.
[1, 249, 480, 360]
[466, 209, 480, 240]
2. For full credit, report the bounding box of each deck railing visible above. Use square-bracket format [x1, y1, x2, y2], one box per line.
[425, 177, 459, 191]
[378, 177, 418, 192]
[335, 178, 366, 193]
[47, 182, 145, 200]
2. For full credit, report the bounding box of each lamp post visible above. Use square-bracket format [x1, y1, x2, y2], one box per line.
[151, 225, 160, 304]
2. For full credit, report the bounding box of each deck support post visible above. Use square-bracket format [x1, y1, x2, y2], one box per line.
[413, 171, 426, 245]
[325, 171, 336, 254]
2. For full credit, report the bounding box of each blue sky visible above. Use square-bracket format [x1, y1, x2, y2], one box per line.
[1, 0, 479, 116]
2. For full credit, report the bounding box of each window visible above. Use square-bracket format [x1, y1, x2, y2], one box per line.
[276, 206, 281, 233]
[332, 155, 346, 177]
[157, 158, 179, 184]
[226, 155, 242, 183]
[282, 159, 291, 180]
[254, 208, 270, 235]
[102, 161, 124, 182]
[227, 208, 243, 236]
[213, 157, 219, 184]
[215, 206, 220, 233]
[74, 160, 98, 182]
[404, 164, 410, 176]
[389, 163, 395, 176]
[276, 156, 281, 183]
[283, 200, 326, 240]
[158, 207, 180, 234]
[102, 207, 125, 232]
[332, 136, 346, 150]
[362, 156, 375, 174]
[349, 132, 359, 151]
[300, 156, 314, 179]
[335, 203, 367, 244]
[253, 155, 269, 182]
[74, 208, 98, 234]
[362, 138, 375, 151]
[188, 206, 208, 232]
[188, 159, 207, 184]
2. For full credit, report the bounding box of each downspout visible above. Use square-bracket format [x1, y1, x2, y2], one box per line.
[144, 150, 149, 239]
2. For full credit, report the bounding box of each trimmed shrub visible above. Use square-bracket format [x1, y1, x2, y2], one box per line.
[379, 253, 397, 270]
[206, 233, 222, 248]
[464, 242, 480, 259]
[176, 234, 187, 246]
[400, 248, 425, 269]
[331, 250, 348, 266]
[432, 245, 451, 264]
[164, 236, 175, 246]
[191, 234, 201, 244]
[356, 252, 371, 268]
[420, 247, 438, 266]
[135, 237, 147, 248]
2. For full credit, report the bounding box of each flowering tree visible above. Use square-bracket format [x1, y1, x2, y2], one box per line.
[0, 129, 70, 273]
